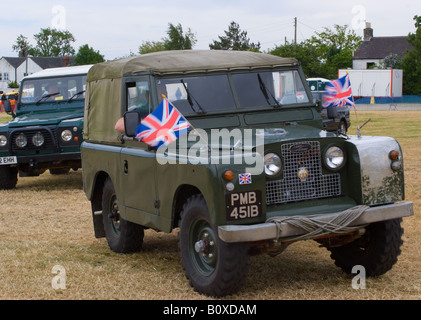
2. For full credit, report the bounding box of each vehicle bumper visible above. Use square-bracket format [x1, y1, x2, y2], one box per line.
[14, 152, 81, 169]
[218, 201, 414, 243]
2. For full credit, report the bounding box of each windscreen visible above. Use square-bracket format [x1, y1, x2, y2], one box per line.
[20, 75, 87, 105]
[156, 70, 309, 114]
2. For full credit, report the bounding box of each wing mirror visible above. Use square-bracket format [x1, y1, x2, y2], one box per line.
[124, 111, 141, 137]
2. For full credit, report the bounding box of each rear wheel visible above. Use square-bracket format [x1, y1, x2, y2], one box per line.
[0, 165, 18, 189]
[328, 218, 404, 276]
[179, 194, 250, 297]
[102, 177, 144, 253]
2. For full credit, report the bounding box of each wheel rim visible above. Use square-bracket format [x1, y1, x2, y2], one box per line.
[108, 195, 121, 236]
[189, 219, 218, 276]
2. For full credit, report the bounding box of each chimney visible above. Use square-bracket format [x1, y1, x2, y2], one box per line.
[364, 22, 373, 41]
[62, 55, 70, 67]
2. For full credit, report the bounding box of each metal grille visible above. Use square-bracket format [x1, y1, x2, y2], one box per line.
[11, 128, 56, 152]
[266, 141, 341, 205]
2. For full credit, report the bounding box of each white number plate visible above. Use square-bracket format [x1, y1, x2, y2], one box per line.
[0, 156, 17, 165]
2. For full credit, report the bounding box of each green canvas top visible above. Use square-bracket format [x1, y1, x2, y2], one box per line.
[87, 50, 298, 81]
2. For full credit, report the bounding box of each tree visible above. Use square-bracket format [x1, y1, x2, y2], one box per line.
[270, 41, 321, 78]
[209, 21, 260, 51]
[31, 28, 76, 57]
[138, 23, 196, 54]
[401, 15, 421, 94]
[139, 40, 166, 54]
[75, 44, 105, 65]
[163, 23, 196, 50]
[12, 34, 33, 56]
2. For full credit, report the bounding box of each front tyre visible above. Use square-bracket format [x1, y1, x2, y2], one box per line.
[0, 165, 18, 189]
[179, 194, 250, 297]
[328, 218, 404, 277]
[102, 177, 144, 253]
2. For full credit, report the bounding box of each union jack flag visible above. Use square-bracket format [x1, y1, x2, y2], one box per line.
[135, 99, 191, 148]
[322, 74, 354, 108]
[239, 173, 252, 185]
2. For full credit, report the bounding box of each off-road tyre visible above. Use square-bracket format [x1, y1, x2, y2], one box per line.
[328, 218, 404, 277]
[102, 177, 144, 253]
[0, 165, 18, 190]
[178, 194, 250, 297]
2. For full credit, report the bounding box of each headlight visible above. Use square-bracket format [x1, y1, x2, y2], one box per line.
[264, 153, 282, 176]
[61, 129, 72, 142]
[325, 146, 345, 170]
[0, 135, 7, 147]
[32, 132, 45, 147]
[16, 133, 27, 148]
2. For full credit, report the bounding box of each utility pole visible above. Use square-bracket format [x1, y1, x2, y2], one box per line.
[294, 17, 297, 46]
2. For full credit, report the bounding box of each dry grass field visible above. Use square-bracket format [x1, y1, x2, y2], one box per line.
[0, 110, 420, 300]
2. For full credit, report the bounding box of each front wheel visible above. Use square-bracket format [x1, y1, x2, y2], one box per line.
[0, 165, 18, 189]
[179, 194, 250, 297]
[102, 177, 144, 253]
[328, 218, 404, 277]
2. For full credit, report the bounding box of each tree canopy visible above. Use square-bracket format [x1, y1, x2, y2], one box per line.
[401, 15, 421, 94]
[75, 44, 105, 65]
[209, 21, 260, 51]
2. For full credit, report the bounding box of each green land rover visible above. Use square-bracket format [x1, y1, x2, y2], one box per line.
[0, 65, 92, 189]
[81, 50, 413, 297]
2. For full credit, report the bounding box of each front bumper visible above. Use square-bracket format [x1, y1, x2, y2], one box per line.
[218, 201, 414, 243]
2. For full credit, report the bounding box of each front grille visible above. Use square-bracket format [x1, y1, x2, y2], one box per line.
[11, 128, 57, 153]
[266, 141, 341, 205]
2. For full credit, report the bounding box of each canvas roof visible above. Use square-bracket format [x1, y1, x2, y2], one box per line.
[87, 50, 298, 81]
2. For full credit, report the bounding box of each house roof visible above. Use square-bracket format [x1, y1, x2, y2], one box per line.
[30, 56, 75, 69]
[3, 57, 25, 69]
[353, 36, 413, 60]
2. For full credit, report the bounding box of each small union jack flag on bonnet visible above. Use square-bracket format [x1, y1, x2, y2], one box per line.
[135, 99, 191, 148]
[239, 173, 252, 185]
[322, 74, 354, 108]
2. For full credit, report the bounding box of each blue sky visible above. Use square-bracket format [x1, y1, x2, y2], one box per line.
[1, 0, 420, 60]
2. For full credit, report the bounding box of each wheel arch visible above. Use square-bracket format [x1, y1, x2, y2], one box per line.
[171, 184, 202, 230]
[90, 170, 110, 238]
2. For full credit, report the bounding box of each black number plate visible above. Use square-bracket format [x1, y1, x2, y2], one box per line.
[225, 190, 262, 221]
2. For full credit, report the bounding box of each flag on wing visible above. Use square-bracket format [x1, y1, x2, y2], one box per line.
[135, 98, 191, 148]
[322, 74, 354, 108]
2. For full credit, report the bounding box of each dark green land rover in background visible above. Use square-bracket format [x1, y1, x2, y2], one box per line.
[0, 65, 92, 189]
[81, 50, 413, 297]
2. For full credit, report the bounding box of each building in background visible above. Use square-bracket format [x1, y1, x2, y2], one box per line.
[352, 22, 413, 70]
[0, 56, 74, 92]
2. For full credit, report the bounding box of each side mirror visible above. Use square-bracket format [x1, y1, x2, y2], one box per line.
[327, 106, 338, 119]
[124, 111, 141, 137]
[3, 99, 12, 113]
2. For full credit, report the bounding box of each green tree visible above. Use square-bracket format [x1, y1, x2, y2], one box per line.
[75, 44, 105, 65]
[209, 21, 260, 51]
[307, 24, 362, 79]
[138, 23, 196, 54]
[31, 28, 76, 57]
[401, 15, 421, 95]
[163, 23, 196, 50]
[270, 41, 321, 78]
[12, 34, 33, 56]
[139, 40, 166, 54]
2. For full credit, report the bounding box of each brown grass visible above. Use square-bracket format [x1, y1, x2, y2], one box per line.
[0, 110, 420, 300]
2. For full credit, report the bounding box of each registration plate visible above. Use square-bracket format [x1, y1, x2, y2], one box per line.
[226, 190, 262, 221]
[0, 156, 17, 165]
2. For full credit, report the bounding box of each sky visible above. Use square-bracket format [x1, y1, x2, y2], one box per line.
[0, 0, 420, 60]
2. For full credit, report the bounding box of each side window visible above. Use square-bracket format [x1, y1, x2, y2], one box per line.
[126, 81, 150, 118]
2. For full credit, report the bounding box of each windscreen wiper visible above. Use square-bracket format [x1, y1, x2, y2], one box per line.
[180, 80, 206, 114]
[36, 92, 60, 105]
[257, 74, 281, 108]
[68, 90, 85, 103]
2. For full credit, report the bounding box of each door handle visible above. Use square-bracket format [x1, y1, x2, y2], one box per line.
[124, 160, 128, 174]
